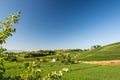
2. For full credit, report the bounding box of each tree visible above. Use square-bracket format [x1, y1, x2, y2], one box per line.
[0, 12, 20, 79]
[0, 12, 21, 53]
[91, 45, 101, 50]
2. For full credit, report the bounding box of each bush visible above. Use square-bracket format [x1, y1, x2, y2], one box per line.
[4, 54, 18, 62]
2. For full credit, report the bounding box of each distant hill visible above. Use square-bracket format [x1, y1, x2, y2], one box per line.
[6, 50, 29, 53]
[78, 42, 120, 61]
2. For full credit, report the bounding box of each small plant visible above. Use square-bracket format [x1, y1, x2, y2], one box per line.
[20, 61, 42, 80]
[42, 68, 69, 80]
[0, 58, 5, 79]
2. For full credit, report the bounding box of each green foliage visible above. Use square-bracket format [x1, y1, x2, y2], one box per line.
[0, 47, 6, 54]
[0, 11, 20, 79]
[4, 53, 18, 61]
[20, 62, 42, 80]
[0, 12, 20, 46]
[57, 53, 79, 65]
[23, 50, 55, 58]
[0, 58, 5, 79]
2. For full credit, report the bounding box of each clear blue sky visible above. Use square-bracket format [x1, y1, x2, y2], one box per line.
[0, 0, 120, 50]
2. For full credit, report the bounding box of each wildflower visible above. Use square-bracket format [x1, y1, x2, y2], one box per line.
[62, 68, 69, 72]
[35, 69, 42, 73]
[57, 70, 63, 77]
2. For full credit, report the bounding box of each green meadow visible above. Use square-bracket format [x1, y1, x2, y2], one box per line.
[0, 42, 120, 80]
[3, 61, 120, 80]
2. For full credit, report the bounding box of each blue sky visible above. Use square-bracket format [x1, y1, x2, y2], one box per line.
[0, 0, 120, 50]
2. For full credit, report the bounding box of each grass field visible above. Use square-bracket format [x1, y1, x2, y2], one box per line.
[61, 65, 120, 80]
[78, 42, 120, 61]
[3, 61, 120, 80]
[2, 42, 120, 80]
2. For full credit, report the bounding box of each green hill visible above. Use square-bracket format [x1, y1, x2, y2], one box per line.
[78, 42, 120, 61]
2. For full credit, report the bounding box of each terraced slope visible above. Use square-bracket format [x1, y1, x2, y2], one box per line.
[79, 42, 120, 61]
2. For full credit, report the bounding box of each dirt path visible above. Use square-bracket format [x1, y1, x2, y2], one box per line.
[80, 60, 120, 65]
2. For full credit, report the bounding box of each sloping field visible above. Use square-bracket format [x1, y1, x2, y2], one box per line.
[78, 42, 120, 61]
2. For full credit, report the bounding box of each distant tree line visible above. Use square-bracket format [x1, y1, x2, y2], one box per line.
[20, 49, 83, 58]
[23, 50, 55, 58]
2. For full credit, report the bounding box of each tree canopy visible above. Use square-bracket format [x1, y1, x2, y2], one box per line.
[0, 12, 21, 53]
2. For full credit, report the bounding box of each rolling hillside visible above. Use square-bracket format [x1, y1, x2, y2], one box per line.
[78, 42, 120, 61]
